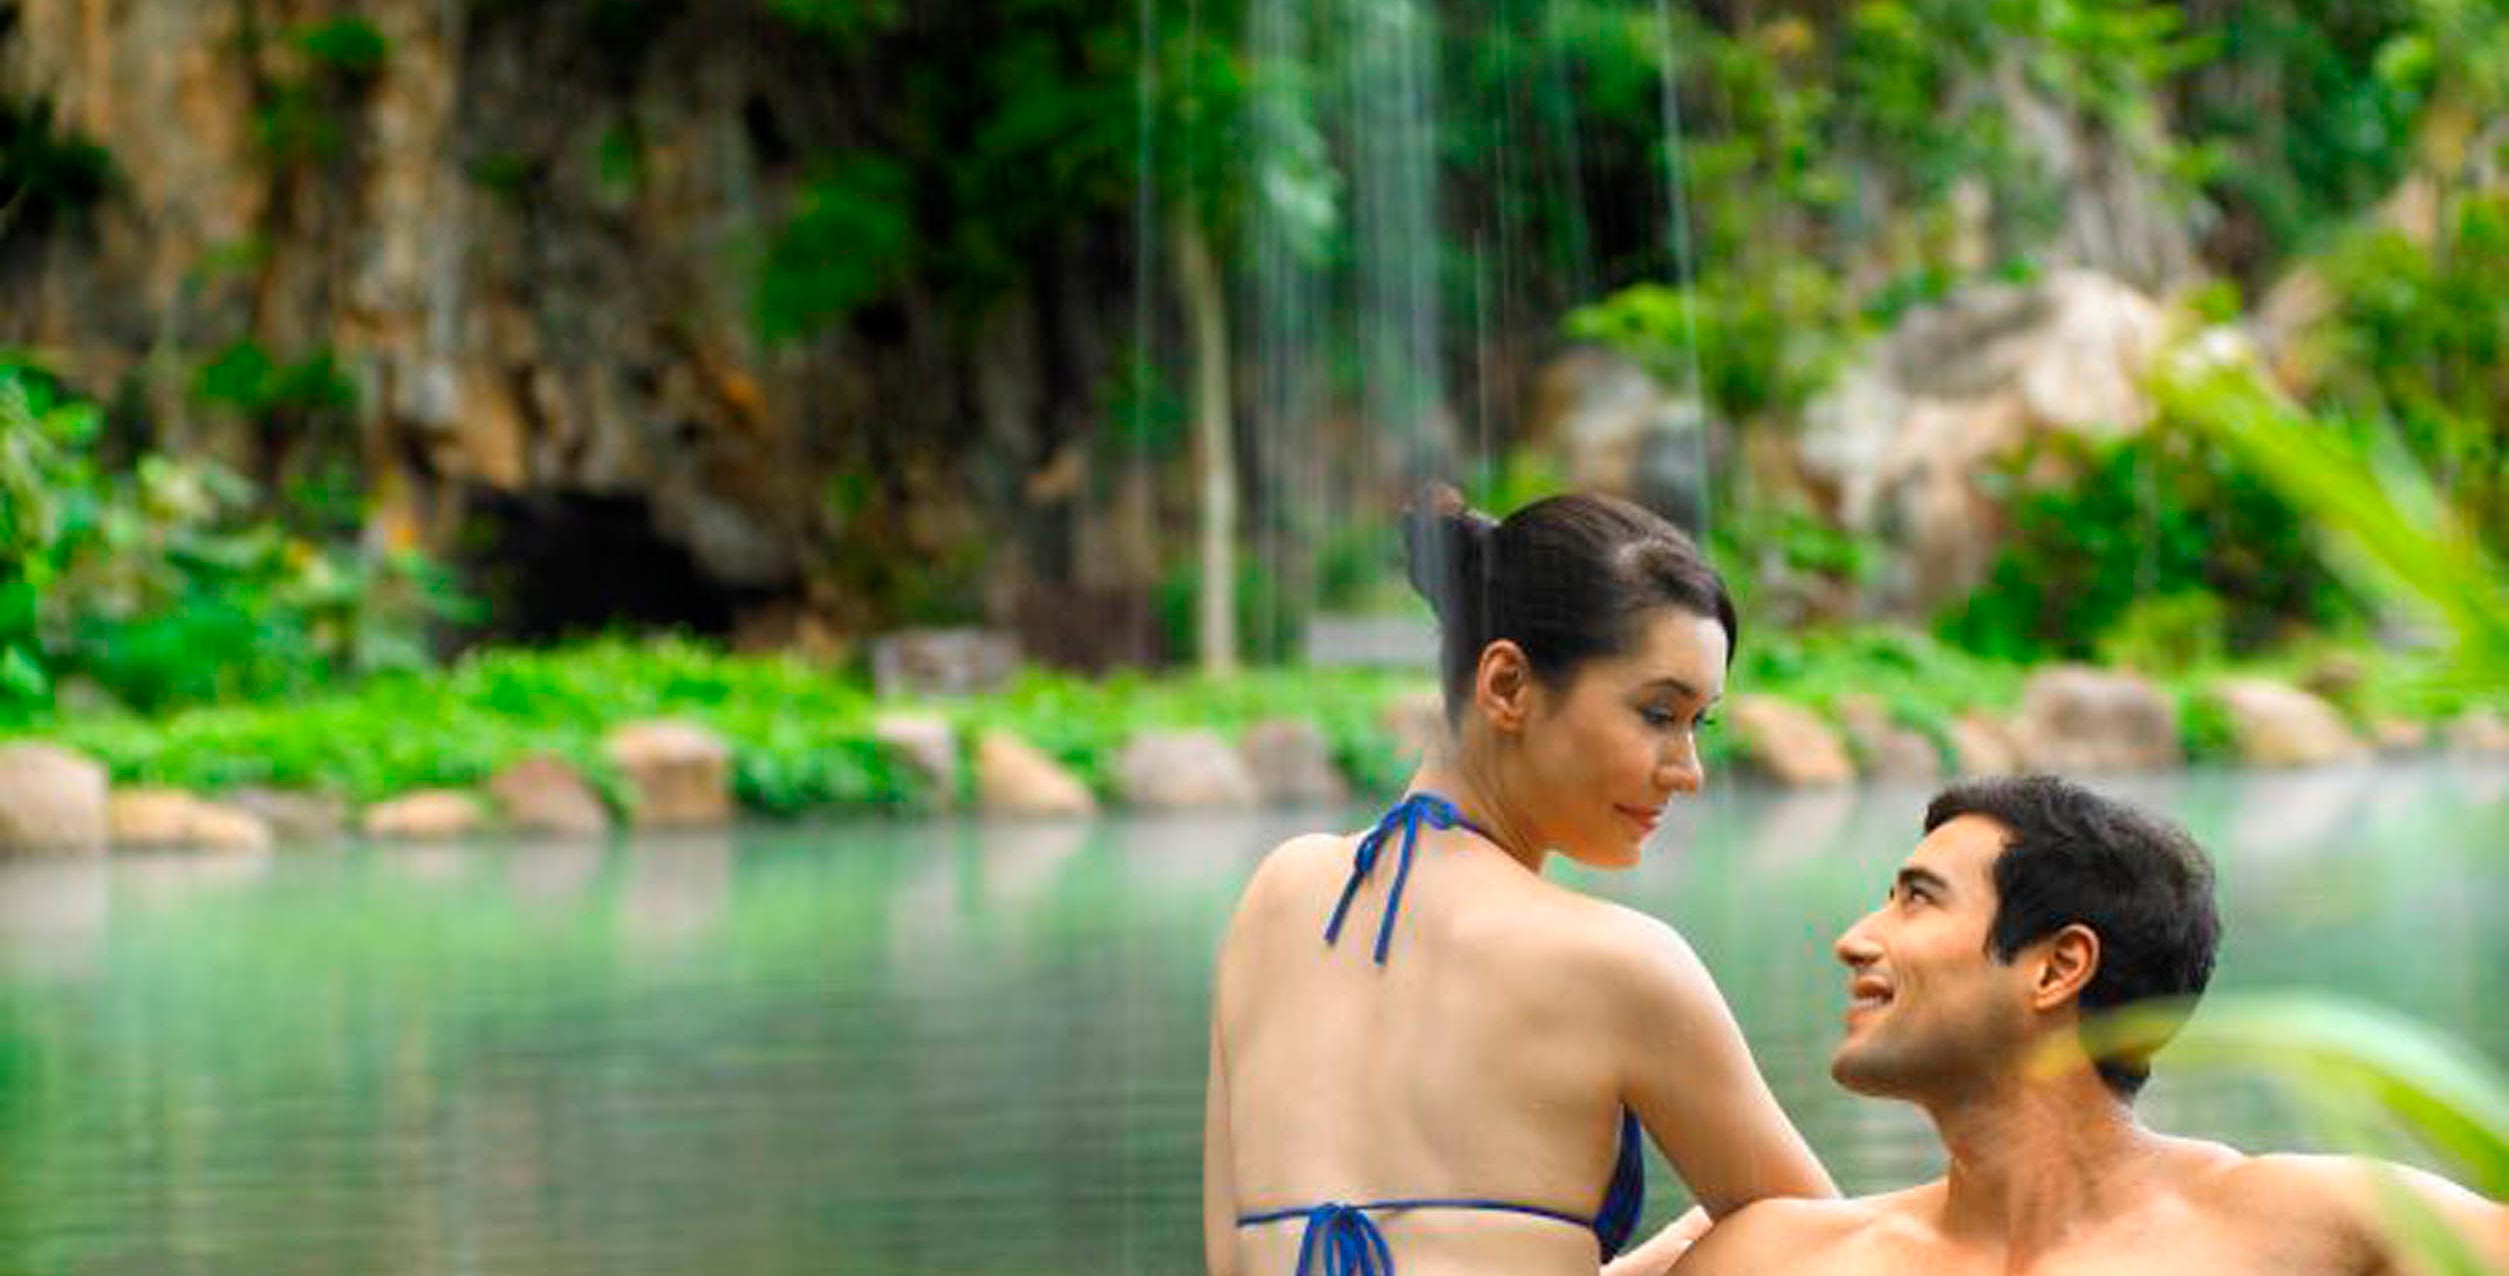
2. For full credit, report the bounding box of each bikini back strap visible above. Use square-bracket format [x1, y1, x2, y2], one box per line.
[1236, 1198, 1596, 1276]
[1323, 792, 1481, 964]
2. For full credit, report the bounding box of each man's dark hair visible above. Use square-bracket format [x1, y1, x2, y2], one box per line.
[1402, 485, 1736, 726]
[1925, 775, 2221, 1098]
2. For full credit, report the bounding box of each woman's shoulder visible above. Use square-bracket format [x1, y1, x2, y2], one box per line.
[1531, 895, 1731, 1032]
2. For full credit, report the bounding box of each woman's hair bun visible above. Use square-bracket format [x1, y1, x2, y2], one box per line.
[1400, 481, 1496, 632]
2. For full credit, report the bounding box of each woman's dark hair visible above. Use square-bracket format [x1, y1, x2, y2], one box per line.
[1924, 775, 2221, 1099]
[1400, 484, 1736, 724]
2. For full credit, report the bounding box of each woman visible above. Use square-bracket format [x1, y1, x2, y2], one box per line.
[1204, 487, 1834, 1276]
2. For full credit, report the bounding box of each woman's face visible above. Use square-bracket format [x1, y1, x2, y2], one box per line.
[1512, 606, 1728, 868]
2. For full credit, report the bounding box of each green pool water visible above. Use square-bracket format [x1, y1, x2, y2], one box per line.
[0, 760, 2500, 1273]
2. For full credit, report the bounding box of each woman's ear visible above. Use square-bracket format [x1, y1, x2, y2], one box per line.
[1473, 640, 1535, 733]
[2030, 923, 2102, 1013]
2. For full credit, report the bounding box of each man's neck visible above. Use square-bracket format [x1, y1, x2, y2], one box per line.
[1925, 1065, 2169, 1260]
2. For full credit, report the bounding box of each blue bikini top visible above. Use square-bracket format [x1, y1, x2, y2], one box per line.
[1234, 792, 1646, 1274]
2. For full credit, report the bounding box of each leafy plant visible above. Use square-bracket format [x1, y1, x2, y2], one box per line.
[2079, 994, 2509, 1275]
[1941, 421, 2357, 664]
[2153, 344, 2509, 699]
[755, 153, 913, 341]
[2, 360, 455, 720]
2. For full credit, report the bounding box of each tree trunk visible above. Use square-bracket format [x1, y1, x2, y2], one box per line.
[1172, 205, 1237, 674]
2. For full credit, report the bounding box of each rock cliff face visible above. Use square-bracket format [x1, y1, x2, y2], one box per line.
[1, 0, 1128, 647]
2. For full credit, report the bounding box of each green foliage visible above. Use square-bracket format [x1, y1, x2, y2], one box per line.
[253, 83, 350, 168]
[1, 361, 454, 721]
[293, 17, 391, 81]
[251, 18, 391, 171]
[759, 0, 901, 47]
[0, 363, 103, 713]
[2097, 590, 2229, 676]
[958, 663, 1419, 801]
[0, 95, 115, 239]
[1941, 422, 2357, 664]
[2078, 993, 2509, 1273]
[1460, 446, 1567, 519]
[755, 153, 913, 341]
[1156, 554, 1305, 668]
[2184, 2, 2427, 271]
[195, 340, 358, 422]
[2313, 193, 2509, 556]
[2154, 344, 2509, 701]
[1735, 625, 2025, 755]
[2175, 684, 2240, 762]
[1565, 263, 1850, 425]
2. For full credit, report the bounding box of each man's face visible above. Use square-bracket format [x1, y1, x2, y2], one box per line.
[1829, 814, 2040, 1099]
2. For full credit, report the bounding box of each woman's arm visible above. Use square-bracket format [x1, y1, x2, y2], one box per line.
[1194, 952, 1234, 1268]
[1617, 916, 1835, 1220]
[1203, 1003, 1239, 1276]
[1600, 1204, 1710, 1276]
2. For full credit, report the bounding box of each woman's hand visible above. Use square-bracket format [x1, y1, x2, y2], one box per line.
[1599, 1205, 1712, 1276]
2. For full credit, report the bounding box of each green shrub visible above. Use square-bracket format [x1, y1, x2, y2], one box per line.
[1941, 423, 2357, 663]
[2097, 590, 2228, 676]
[755, 153, 913, 340]
[1565, 263, 1853, 426]
[2313, 194, 2509, 557]
[293, 17, 390, 81]
[2176, 684, 2239, 762]
[1, 361, 454, 720]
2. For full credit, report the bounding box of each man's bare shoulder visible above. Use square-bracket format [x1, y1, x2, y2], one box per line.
[2195, 1145, 2509, 1269]
[1672, 1184, 1941, 1275]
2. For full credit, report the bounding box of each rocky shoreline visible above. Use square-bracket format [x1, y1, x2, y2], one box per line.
[2, 663, 2500, 857]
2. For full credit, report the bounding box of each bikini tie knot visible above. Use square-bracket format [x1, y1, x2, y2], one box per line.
[1323, 792, 1471, 965]
[1292, 1203, 1395, 1276]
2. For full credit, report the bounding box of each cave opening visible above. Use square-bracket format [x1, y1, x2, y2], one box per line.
[450, 487, 757, 649]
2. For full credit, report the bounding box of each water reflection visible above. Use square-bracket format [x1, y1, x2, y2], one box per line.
[619, 834, 732, 949]
[0, 760, 2496, 1274]
[0, 858, 108, 980]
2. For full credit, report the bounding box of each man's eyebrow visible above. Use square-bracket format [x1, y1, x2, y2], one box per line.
[1894, 866, 1952, 896]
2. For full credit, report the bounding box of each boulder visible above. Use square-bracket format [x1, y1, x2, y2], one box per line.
[489, 754, 612, 839]
[873, 714, 961, 807]
[2369, 718, 2431, 754]
[1835, 696, 1943, 784]
[362, 790, 486, 841]
[1726, 696, 1856, 787]
[2010, 667, 2180, 773]
[1115, 730, 1259, 810]
[107, 788, 272, 852]
[186, 803, 275, 854]
[1950, 713, 2024, 777]
[2212, 679, 2366, 769]
[604, 720, 734, 829]
[1799, 270, 2169, 613]
[973, 731, 1096, 817]
[1239, 719, 1350, 808]
[1523, 347, 1708, 521]
[2446, 708, 2509, 756]
[0, 744, 108, 856]
[226, 788, 348, 844]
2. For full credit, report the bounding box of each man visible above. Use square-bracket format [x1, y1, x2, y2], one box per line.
[1661, 774, 2509, 1276]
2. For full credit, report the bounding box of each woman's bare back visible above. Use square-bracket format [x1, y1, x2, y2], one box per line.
[1211, 825, 1650, 1276]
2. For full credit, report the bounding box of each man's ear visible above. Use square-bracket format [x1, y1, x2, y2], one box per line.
[2030, 923, 2101, 1013]
[1473, 640, 1535, 732]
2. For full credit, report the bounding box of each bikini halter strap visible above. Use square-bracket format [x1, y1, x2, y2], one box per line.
[1323, 791, 1496, 965]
